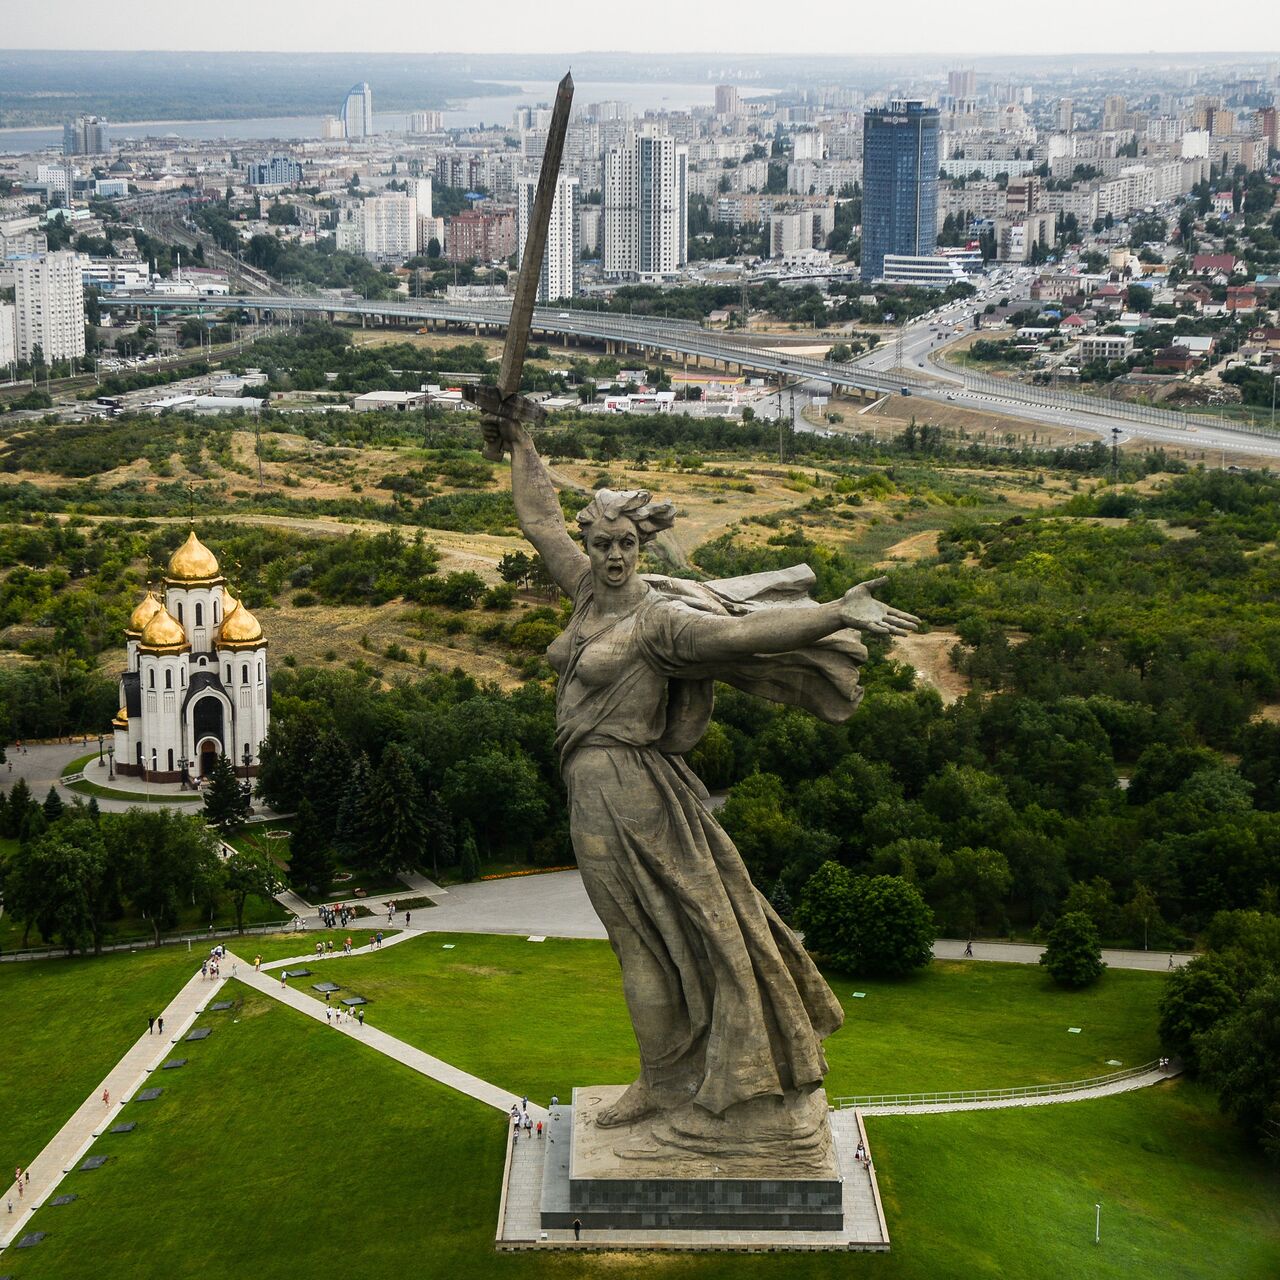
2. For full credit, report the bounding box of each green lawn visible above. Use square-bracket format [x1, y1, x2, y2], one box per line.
[64, 778, 204, 804]
[7, 984, 1278, 1280]
[0, 947, 198, 1171]
[279, 934, 1165, 1104]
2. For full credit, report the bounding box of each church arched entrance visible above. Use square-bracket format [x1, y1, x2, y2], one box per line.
[198, 738, 221, 778]
[191, 695, 225, 777]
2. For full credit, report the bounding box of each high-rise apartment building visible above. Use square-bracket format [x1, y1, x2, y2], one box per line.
[245, 157, 304, 186]
[341, 83, 374, 139]
[715, 85, 740, 117]
[517, 173, 581, 303]
[861, 101, 939, 282]
[14, 251, 86, 363]
[407, 110, 444, 133]
[361, 194, 417, 262]
[1057, 98, 1075, 133]
[63, 115, 110, 156]
[444, 210, 517, 263]
[0, 302, 16, 370]
[603, 133, 689, 280]
[948, 69, 977, 100]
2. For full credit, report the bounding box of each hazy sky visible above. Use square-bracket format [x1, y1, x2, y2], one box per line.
[6, 0, 1279, 55]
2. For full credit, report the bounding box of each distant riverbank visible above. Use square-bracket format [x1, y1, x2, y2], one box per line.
[0, 81, 769, 155]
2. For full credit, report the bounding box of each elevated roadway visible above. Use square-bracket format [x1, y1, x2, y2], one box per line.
[110, 291, 1280, 462]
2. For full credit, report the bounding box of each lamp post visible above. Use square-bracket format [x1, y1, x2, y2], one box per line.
[97, 732, 105, 766]
[106, 743, 115, 781]
[1095, 1203, 1101, 1246]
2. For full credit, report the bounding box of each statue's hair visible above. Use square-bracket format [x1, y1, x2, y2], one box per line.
[576, 488, 677, 545]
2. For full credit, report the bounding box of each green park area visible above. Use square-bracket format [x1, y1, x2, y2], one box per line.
[281, 934, 1167, 1102]
[2, 936, 1277, 1279]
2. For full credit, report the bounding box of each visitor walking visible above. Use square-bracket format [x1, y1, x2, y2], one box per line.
[102, 1088, 110, 1108]
[158, 1016, 164, 1035]
[404, 912, 411, 927]
[357, 1008, 364, 1028]
[572, 1219, 582, 1241]
[148, 1015, 155, 1035]
[964, 941, 973, 958]
[536, 1120, 543, 1138]
[1168, 954, 1175, 970]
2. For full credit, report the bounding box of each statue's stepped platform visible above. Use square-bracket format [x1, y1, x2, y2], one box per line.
[496, 1086, 889, 1251]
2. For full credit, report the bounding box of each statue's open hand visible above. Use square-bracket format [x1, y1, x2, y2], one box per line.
[838, 577, 921, 637]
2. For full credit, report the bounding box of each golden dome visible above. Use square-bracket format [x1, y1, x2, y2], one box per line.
[113, 706, 128, 724]
[166, 530, 221, 582]
[220, 584, 239, 616]
[139, 607, 190, 653]
[126, 589, 162, 635]
[219, 600, 264, 647]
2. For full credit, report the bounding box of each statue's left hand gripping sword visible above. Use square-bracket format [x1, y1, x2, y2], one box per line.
[463, 71, 574, 458]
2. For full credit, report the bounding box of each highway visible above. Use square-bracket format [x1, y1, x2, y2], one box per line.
[107, 289, 1280, 462]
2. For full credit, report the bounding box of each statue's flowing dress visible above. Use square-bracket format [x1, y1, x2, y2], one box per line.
[547, 568, 859, 1117]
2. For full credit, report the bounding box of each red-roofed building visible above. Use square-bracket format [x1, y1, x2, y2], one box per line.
[1211, 192, 1235, 218]
[1192, 253, 1239, 276]
[1226, 286, 1257, 312]
[1061, 313, 1090, 331]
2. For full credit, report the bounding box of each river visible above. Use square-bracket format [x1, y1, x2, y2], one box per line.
[0, 81, 766, 154]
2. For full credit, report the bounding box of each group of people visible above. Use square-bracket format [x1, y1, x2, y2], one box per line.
[146, 1014, 166, 1036]
[200, 945, 230, 981]
[324, 1004, 364, 1029]
[312, 937, 358, 958]
[318, 904, 357, 929]
[509, 1097, 543, 1142]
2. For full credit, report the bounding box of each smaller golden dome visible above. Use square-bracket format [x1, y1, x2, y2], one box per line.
[113, 706, 128, 724]
[139, 607, 190, 653]
[167, 530, 221, 582]
[126, 589, 162, 635]
[219, 600, 264, 647]
[220, 584, 239, 616]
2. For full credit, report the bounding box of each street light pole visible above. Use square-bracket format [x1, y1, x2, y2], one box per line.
[1095, 1203, 1101, 1245]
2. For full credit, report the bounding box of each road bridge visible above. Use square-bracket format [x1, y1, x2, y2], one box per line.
[108, 291, 1280, 461]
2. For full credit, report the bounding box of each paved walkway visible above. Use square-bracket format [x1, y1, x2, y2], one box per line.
[858, 1064, 1177, 1116]
[229, 946, 530, 1116]
[0, 965, 225, 1249]
[381, 870, 1197, 971]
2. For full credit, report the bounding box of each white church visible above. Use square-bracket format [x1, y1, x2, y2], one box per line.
[112, 529, 270, 783]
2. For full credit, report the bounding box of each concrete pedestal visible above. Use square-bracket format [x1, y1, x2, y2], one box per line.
[540, 1086, 844, 1232]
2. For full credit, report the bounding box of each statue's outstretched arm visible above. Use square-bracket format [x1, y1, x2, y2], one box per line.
[689, 577, 920, 661]
[484, 419, 588, 595]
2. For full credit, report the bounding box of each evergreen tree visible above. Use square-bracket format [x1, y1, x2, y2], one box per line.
[19, 806, 47, 844]
[203, 754, 250, 832]
[769, 876, 794, 921]
[336, 752, 375, 860]
[458, 822, 481, 882]
[288, 799, 334, 899]
[1040, 912, 1106, 988]
[43, 786, 64, 823]
[2, 778, 33, 839]
[361, 744, 424, 876]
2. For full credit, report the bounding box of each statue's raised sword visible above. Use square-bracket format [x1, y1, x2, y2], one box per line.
[463, 71, 574, 459]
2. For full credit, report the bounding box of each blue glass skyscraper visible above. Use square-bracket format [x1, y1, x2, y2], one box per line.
[861, 101, 939, 281]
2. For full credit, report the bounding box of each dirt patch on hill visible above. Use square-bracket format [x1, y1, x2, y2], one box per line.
[891, 628, 970, 705]
[880, 529, 940, 564]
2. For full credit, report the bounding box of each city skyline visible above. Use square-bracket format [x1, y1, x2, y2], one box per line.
[4, 0, 1279, 56]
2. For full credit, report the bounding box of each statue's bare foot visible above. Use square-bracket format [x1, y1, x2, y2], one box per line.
[595, 1080, 657, 1129]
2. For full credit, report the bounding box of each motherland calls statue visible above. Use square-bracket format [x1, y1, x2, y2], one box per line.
[485, 414, 921, 1172]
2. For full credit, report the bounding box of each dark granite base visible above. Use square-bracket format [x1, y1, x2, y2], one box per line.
[540, 1092, 844, 1233]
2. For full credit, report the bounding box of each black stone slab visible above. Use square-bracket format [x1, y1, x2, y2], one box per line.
[79, 1156, 108, 1171]
[282, 968, 312, 979]
[340, 996, 367, 1007]
[134, 1087, 163, 1102]
[185, 1027, 212, 1042]
[162, 1058, 188, 1070]
[312, 982, 340, 993]
[14, 1232, 46, 1248]
[109, 1122, 137, 1134]
[51, 1194, 78, 1206]
[209, 1001, 233, 1011]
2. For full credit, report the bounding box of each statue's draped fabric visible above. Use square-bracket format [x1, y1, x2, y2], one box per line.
[548, 567, 858, 1116]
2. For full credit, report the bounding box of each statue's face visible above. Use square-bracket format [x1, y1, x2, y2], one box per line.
[586, 516, 640, 590]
